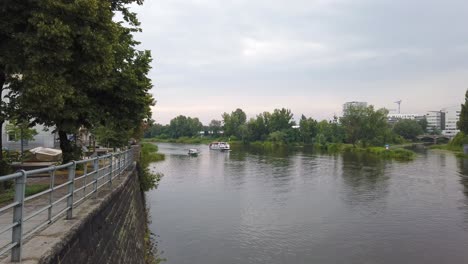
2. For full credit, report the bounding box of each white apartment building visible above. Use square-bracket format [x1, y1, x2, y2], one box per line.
[387, 113, 425, 125]
[2, 122, 57, 151]
[441, 106, 460, 137]
[387, 113, 425, 120]
[426, 111, 445, 133]
[1, 85, 57, 151]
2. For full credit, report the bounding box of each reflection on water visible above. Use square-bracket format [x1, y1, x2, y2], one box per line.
[457, 158, 468, 196]
[147, 143, 468, 264]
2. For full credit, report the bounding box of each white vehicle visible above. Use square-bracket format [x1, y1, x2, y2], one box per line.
[209, 142, 230, 151]
[188, 148, 199, 156]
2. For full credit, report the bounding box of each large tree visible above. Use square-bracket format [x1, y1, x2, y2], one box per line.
[209, 119, 222, 136]
[168, 115, 202, 138]
[269, 108, 294, 132]
[1, 0, 154, 162]
[392, 119, 424, 140]
[299, 115, 318, 144]
[458, 89, 468, 134]
[222, 108, 247, 138]
[340, 105, 390, 147]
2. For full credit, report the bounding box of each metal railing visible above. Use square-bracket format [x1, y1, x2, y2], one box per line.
[0, 148, 134, 262]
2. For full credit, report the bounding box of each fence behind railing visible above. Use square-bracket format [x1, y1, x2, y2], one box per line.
[0, 148, 134, 262]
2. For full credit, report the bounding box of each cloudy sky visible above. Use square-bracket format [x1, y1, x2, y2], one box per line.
[131, 0, 468, 124]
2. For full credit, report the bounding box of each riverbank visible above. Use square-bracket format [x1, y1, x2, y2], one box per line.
[427, 133, 468, 157]
[138, 143, 166, 264]
[236, 141, 416, 161]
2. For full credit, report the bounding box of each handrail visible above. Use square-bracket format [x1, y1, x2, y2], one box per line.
[0, 148, 135, 262]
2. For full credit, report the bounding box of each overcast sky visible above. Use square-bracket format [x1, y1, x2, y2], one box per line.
[131, 0, 468, 124]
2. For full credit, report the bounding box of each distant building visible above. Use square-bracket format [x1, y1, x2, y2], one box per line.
[387, 113, 425, 124]
[426, 111, 446, 133]
[441, 107, 460, 137]
[1, 122, 57, 151]
[342, 101, 367, 115]
[1, 85, 57, 151]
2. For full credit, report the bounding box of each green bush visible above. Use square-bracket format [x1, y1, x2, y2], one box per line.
[139, 143, 165, 192]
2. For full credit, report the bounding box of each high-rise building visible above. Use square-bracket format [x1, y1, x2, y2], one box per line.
[442, 106, 460, 137]
[342, 101, 367, 115]
[426, 111, 445, 133]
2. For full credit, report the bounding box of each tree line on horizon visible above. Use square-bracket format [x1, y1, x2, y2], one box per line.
[145, 106, 429, 147]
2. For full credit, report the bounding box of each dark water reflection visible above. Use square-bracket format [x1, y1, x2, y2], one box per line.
[147, 143, 468, 264]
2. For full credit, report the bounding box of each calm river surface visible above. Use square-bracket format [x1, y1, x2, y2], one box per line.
[146, 143, 468, 264]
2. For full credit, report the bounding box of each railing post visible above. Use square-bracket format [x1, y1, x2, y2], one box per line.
[108, 154, 113, 188]
[123, 151, 127, 171]
[48, 168, 56, 223]
[11, 170, 26, 262]
[118, 153, 122, 178]
[93, 157, 99, 198]
[83, 161, 88, 198]
[66, 161, 76, 220]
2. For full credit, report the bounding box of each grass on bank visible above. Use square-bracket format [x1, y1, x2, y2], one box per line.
[139, 143, 165, 192]
[237, 141, 415, 161]
[0, 184, 50, 204]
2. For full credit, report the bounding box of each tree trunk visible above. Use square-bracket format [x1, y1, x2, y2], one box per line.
[0, 120, 3, 161]
[59, 130, 76, 163]
[0, 68, 6, 161]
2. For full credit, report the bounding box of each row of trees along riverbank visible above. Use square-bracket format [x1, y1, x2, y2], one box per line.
[144, 106, 430, 160]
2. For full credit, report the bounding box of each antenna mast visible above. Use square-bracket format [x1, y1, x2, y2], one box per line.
[394, 100, 402, 114]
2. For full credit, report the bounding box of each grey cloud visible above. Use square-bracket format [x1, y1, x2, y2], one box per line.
[131, 0, 468, 123]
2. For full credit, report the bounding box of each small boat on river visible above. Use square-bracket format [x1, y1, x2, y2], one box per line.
[209, 142, 230, 151]
[188, 148, 199, 156]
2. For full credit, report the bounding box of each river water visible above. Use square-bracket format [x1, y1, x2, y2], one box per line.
[146, 143, 468, 264]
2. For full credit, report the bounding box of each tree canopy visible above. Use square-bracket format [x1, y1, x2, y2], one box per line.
[392, 119, 424, 140]
[340, 105, 390, 146]
[458, 89, 468, 134]
[0, 0, 154, 162]
[169, 115, 203, 138]
[222, 108, 247, 139]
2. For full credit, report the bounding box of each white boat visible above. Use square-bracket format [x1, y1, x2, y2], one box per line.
[209, 142, 230, 151]
[188, 148, 199, 156]
[29, 147, 62, 162]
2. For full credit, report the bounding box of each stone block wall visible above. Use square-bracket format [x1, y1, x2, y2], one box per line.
[40, 169, 146, 264]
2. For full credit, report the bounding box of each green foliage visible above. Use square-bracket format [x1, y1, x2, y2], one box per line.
[93, 125, 132, 148]
[458, 89, 468, 134]
[340, 105, 390, 147]
[418, 118, 428, 133]
[269, 108, 294, 132]
[268, 131, 287, 143]
[0, 0, 154, 163]
[222, 108, 247, 138]
[168, 115, 203, 138]
[434, 132, 468, 152]
[299, 115, 318, 143]
[5, 121, 38, 142]
[392, 119, 424, 140]
[340, 146, 415, 161]
[139, 143, 165, 192]
[209, 120, 222, 136]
